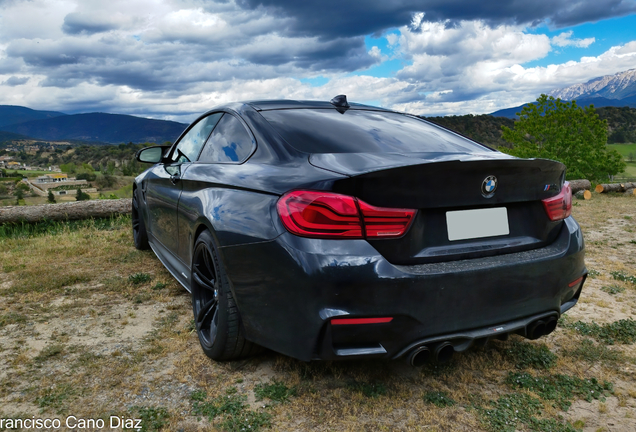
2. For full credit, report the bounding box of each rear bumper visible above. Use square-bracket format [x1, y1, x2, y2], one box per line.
[221, 216, 585, 361]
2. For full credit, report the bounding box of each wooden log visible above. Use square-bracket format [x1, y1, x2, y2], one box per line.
[575, 190, 592, 200]
[568, 179, 591, 194]
[595, 182, 636, 193]
[0, 198, 131, 224]
[625, 188, 636, 197]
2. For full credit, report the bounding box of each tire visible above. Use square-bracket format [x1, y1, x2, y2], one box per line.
[191, 230, 261, 361]
[132, 188, 150, 250]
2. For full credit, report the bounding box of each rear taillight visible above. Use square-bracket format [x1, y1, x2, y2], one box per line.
[277, 190, 416, 239]
[542, 182, 572, 221]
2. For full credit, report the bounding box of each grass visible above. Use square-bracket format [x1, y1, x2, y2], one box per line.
[503, 341, 557, 369]
[565, 339, 624, 364]
[0, 215, 129, 239]
[130, 406, 170, 432]
[128, 273, 152, 285]
[563, 319, 636, 345]
[610, 270, 636, 284]
[13, 170, 54, 177]
[423, 391, 456, 407]
[600, 284, 626, 295]
[346, 380, 387, 398]
[0, 193, 635, 430]
[607, 144, 636, 179]
[505, 372, 613, 411]
[254, 380, 297, 403]
[608, 143, 636, 159]
[191, 390, 272, 431]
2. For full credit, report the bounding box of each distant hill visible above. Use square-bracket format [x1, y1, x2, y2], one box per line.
[0, 105, 66, 128]
[490, 97, 636, 119]
[434, 107, 636, 146]
[423, 114, 514, 148]
[0, 112, 187, 144]
[597, 106, 636, 144]
[489, 104, 530, 119]
[0, 130, 33, 142]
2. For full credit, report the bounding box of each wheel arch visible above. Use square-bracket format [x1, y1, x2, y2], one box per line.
[191, 218, 253, 343]
[191, 218, 236, 296]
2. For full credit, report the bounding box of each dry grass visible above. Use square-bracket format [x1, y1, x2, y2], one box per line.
[0, 194, 635, 431]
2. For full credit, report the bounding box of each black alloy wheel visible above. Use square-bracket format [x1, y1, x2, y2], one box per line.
[191, 230, 261, 360]
[132, 188, 149, 250]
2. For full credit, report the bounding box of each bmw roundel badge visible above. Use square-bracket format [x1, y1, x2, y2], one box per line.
[481, 175, 498, 197]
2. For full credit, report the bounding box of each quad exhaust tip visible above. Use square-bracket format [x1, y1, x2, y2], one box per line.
[526, 316, 558, 340]
[408, 346, 431, 367]
[434, 342, 455, 363]
[544, 316, 558, 335]
[407, 342, 455, 367]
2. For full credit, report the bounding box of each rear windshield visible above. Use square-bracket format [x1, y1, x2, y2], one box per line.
[260, 108, 491, 154]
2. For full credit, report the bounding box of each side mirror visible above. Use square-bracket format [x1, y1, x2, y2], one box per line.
[136, 146, 170, 164]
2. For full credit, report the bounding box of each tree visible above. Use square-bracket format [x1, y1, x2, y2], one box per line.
[500, 94, 625, 182]
[48, 189, 56, 203]
[60, 162, 77, 174]
[14, 188, 24, 205]
[76, 188, 90, 201]
[106, 161, 116, 175]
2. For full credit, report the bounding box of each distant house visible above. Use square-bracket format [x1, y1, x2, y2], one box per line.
[35, 173, 69, 183]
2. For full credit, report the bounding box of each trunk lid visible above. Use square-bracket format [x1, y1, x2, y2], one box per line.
[310, 152, 567, 264]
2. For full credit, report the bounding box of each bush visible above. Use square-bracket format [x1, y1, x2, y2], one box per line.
[76, 172, 97, 181]
[75, 188, 90, 201]
[96, 174, 116, 189]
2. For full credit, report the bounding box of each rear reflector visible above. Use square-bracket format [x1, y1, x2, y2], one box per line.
[568, 276, 584, 287]
[277, 190, 416, 239]
[542, 182, 572, 221]
[331, 317, 393, 325]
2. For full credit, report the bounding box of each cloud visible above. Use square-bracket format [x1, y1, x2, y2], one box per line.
[236, 0, 636, 39]
[2, 75, 29, 86]
[0, 0, 635, 122]
[551, 31, 595, 48]
[62, 12, 134, 35]
[394, 20, 552, 102]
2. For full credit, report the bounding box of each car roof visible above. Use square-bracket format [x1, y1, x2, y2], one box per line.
[244, 99, 393, 112]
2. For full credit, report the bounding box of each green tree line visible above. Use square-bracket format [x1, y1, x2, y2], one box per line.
[423, 106, 636, 147]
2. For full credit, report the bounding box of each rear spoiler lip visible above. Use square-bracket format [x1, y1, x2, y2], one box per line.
[309, 152, 566, 178]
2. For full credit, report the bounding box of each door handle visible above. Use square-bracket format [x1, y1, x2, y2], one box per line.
[170, 175, 180, 185]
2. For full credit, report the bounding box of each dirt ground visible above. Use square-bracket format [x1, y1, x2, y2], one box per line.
[0, 193, 635, 431]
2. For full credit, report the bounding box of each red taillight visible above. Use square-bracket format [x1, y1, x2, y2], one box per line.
[542, 182, 572, 221]
[357, 200, 417, 237]
[277, 190, 416, 239]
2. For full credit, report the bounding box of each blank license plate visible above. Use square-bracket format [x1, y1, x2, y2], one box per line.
[446, 207, 509, 241]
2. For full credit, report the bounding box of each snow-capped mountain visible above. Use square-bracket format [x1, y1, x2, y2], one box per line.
[549, 69, 636, 101]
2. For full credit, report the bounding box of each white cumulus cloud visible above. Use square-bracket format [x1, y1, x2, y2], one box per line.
[551, 31, 595, 48]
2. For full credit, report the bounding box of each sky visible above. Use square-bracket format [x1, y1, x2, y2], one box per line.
[1, 0, 636, 123]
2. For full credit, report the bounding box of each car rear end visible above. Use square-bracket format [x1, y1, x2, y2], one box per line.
[224, 104, 586, 363]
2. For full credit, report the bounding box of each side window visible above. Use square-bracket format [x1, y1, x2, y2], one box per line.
[198, 114, 255, 163]
[170, 113, 223, 163]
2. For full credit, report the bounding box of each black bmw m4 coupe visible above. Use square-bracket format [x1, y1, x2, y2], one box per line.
[132, 96, 586, 366]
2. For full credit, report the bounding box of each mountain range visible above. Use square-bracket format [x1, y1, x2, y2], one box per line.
[2, 69, 636, 145]
[0, 106, 187, 145]
[492, 69, 636, 118]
